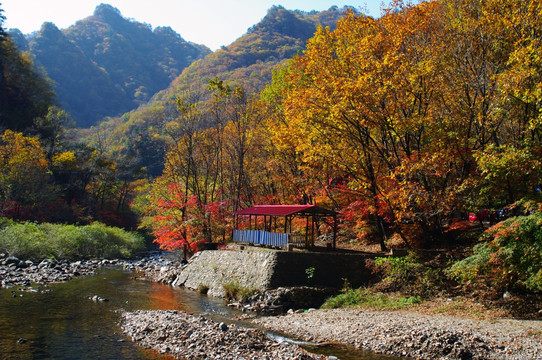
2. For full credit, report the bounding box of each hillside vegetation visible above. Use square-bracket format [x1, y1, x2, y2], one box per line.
[91, 5, 350, 177]
[1, 1, 541, 313]
[11, 4, 210, 127]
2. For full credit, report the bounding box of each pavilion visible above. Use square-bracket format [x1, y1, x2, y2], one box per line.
[233, 204, 337, 250]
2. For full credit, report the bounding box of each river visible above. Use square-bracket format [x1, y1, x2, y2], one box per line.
[0, 267, 403, 359]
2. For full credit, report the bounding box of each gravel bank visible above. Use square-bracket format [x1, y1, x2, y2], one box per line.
[255, 308, 542, 359]
[121, 309, 326, 360]
[122, 251, 181, 284]
[0, 251, 175, 288]
[0, 256, 99, 287]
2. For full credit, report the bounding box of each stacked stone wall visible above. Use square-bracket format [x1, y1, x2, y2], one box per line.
[176, 249, 372, 297]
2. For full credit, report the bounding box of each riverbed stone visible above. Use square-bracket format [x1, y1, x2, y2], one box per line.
[120, 310, 325, 360]
[38, 259, 55, 268]
[4, 256, 20, 266]
[256, 308, 542, 360]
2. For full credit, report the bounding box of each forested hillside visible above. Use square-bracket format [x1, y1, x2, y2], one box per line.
[0, 4, 349, 230]
[2, 0, 541, 293]
[91, 5, 350, 177]
[0, 25, 54, 131]
[1, 0, 540, 315]
[11, 4, 210, 127]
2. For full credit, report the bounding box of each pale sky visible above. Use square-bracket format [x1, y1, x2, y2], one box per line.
[1, 0, 384, 50]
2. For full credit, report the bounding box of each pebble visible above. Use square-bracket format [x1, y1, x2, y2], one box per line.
[256, 308, 542, 360]
[120, 310, 325, 360]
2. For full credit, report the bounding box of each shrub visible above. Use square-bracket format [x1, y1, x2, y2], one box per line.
[0, 217, 16, 230]
[375, 255, 422, 282]
[448, 211, 542, 292]
[0, 221, 146, 261]
[373, 253, 446, 296]
[222, 281, 256, 301]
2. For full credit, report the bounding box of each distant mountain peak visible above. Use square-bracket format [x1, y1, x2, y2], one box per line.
[38, 22, 63, 40]
[93, 3, 123, 22]
[24, 2, 210, 127]
[40, 22, 61, 33]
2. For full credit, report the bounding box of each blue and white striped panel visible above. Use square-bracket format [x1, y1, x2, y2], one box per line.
[234, 230, 288, 248]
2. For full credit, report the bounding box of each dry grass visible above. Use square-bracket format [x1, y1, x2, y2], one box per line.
[413, 297, 509, 320]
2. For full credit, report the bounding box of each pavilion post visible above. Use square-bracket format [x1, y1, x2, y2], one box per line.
[333, 213, 337, 250]
[305, 216, 309, 248]
[312, 213, 316, 247]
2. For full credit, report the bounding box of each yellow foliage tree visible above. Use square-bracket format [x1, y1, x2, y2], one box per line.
[0, 130, 51, 217]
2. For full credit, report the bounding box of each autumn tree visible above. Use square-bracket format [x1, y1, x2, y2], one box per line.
[470, 0, 542, 207]
[138, 76, 279, 251]
[269, 3, 454, 249]
[266, 0, 542, 248]
[140, 88, 228, 251]
[0, 130, 53, 219]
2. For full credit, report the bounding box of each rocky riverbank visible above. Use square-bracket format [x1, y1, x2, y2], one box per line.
[0, 251, 177, 288]
[120, 309, 326, 360]
[0, 254, 100, 287]
[227, 286, 337, 315]
[255, 308, 542, 359]
[122, 251, 182, 284]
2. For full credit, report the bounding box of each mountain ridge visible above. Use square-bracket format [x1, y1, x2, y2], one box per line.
[90, 5, 352, 177]
[10, 3, 210, 127]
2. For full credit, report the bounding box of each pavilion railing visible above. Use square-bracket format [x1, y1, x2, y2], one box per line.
[233, 230, 309, 249]
[287, 233, 306, 248]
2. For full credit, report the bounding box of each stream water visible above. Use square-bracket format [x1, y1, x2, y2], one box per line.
[0, 267, 403, 359]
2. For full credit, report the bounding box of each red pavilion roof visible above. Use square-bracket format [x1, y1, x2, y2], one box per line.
[234, 205, 334, 216]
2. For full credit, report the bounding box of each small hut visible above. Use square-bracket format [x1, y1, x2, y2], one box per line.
[233, 205, 337, 250]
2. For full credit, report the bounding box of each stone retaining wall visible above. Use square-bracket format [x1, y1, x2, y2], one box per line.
[176, 249, 372, 297]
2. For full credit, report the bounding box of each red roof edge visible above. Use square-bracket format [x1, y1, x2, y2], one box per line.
[234, 205, 316, 216]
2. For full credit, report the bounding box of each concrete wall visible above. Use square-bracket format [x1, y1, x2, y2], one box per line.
[175, 249, 372, 297]
[270, 251, 372, 289]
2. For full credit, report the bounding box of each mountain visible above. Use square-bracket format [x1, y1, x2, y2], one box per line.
[92, 5, 351, 177]
[155, 5, 350, 101]
[13, 4, 210, 127]
[0, 32, 55, 131]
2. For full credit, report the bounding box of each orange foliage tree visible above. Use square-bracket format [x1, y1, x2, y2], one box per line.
[265, 0, 542, 248]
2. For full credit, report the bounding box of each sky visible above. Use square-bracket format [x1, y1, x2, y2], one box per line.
[1, 0, 384, 50]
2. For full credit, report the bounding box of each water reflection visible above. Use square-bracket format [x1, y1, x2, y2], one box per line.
[0, 269, 181, 359]
[0, 267, 405, 360]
